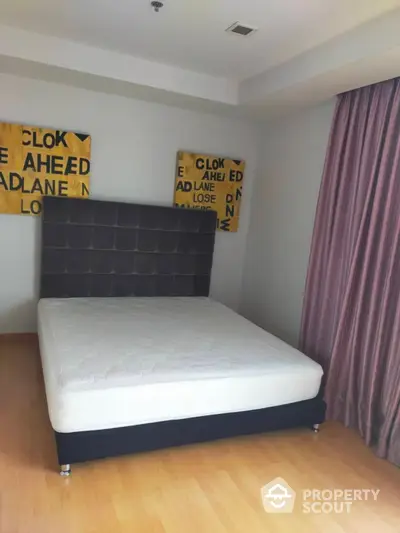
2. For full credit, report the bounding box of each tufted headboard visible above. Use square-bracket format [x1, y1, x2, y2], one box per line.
[40, 197, 216, 298]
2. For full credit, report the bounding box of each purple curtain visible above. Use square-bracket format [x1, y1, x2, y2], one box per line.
[300, 78, 400, 465]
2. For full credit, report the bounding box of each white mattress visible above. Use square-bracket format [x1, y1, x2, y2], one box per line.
[38, 297, 323, 433]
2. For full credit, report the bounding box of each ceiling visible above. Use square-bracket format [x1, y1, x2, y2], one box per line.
[0, 0, 400, 117]
[1, 0, 399, 79]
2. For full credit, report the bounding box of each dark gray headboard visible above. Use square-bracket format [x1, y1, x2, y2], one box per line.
[40, 197, 216, 298]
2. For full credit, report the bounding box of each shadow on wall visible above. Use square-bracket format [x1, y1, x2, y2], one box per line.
[0, 215, 41, 334]
[0, 299, 38, 333]
[251, 311, 300, 350]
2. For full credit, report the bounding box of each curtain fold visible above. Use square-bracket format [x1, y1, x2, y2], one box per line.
[300, 78, 400, 465]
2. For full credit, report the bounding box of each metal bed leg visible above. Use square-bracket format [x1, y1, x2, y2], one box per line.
[60, 464, 71, 476]
[312, 423, 320, 433]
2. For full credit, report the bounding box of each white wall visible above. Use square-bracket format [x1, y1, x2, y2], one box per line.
[0, 73, 258, 333]
[241, 100, 336, 347]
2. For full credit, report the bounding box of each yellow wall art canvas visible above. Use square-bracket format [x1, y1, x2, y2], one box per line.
[174, 151, 245, 232]
[0, 122, 91, 215]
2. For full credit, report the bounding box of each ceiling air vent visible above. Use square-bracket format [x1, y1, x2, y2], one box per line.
[225, 22, 257, 37]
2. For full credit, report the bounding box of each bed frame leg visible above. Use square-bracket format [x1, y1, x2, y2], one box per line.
[312, 423, 320, 433]
[60, 464, 71, 476]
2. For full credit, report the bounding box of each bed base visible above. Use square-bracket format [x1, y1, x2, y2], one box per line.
[55, 396, 326, 474]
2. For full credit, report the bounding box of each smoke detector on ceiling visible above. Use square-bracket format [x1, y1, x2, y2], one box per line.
[151, 1, 164, 12]
[225, 22, 258, 37]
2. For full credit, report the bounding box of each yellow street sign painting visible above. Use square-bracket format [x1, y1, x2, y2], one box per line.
[0, 122, 91, 215]
[174, 151, 245, 232]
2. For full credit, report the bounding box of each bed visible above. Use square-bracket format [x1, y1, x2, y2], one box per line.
[38, 196, 325, 475]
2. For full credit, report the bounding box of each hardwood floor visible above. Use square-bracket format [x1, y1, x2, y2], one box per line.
[1, 334, 399, 533]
